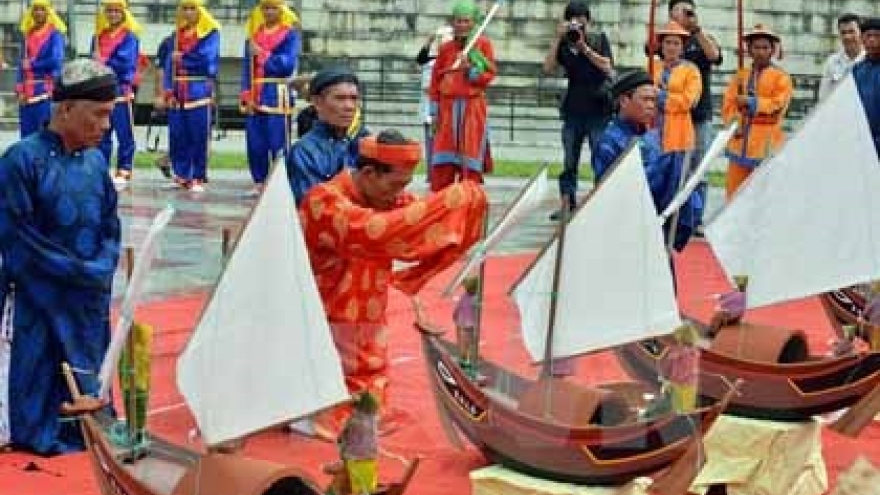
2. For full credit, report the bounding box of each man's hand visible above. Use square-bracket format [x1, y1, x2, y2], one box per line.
[20, 58, 30, 70]
[172, 51, 183, 63]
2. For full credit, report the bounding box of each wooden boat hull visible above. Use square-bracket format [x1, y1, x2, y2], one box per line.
[423, 336, 727, 486]
[822, 288, 867, 333]
[616, 317, 880, 421]
[77, 412, 323, 495]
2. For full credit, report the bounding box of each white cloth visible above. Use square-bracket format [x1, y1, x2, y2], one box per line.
[691, 415, 827, 495]
[419, 60, 435, 124]
[471, 465, 652, 495]
[0, 281, 14, 446]
[818, 49, 865, 101]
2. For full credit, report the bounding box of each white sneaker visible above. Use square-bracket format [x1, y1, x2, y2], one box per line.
[161, 180, 186, 190]
[288, 418, 316, 437]
[112, 175, 129, 190]
[189, 181, 206, 193]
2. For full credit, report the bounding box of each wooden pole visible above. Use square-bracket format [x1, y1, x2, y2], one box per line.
[647, 0, 658, 76]
[221, 227, 231, 258]
[123, 247, 138, 448]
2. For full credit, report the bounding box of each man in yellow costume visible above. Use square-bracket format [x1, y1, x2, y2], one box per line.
[722, 24, 792, 198]
[299, 129, 487, 441]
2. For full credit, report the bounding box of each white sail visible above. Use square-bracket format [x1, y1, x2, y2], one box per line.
[176, 164, 349, 446]
[443, 165, 552, 296]
[661, 122, 737, 220]
[705, 75, 880, 309]
[512, 146, 682, 361]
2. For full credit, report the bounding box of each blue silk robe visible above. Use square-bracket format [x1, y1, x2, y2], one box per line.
[591, 117, 703, 251]
[0, 130, 120, 455]
[287, 120, 368, 205]
[853, 58, 880, 157]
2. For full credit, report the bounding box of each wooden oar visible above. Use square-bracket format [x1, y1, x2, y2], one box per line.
[831, 381, 880, 437]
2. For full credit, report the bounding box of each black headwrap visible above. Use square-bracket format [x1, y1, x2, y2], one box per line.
[610, 69, 654, 99]
[52, 59, 118, 102]
[310, 66, 360, 96]
[861, 17, 880, 34]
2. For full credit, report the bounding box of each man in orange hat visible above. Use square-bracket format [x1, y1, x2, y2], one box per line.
[299, 128, 487, 441]
[721, 24, 792, 197]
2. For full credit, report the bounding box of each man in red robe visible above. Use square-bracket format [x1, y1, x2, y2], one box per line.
[300, 129, 487, 440]
[428, 0, 496, 191]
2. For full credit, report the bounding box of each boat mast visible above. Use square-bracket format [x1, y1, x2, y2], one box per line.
[540, 208, 570, 380]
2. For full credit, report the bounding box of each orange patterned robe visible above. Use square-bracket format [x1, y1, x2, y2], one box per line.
[300, 170, 487, 438]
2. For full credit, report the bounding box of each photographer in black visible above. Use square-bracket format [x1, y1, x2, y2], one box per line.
[544, 1, 613, 220]
[668, 0, 721, 232]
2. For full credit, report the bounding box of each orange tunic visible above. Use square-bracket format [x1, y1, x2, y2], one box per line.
[722, 65, 792, 196]
[651, 59, 702, 152]
[300, 170, 487, 438]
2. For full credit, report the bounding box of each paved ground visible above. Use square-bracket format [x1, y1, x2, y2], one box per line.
[113, 167, 725, 302]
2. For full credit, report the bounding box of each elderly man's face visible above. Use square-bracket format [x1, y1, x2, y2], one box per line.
[314, 82, 359, 130]
[57, 99, 114, 150]
[619, 85, 657, 127]
[357, 165, 413, 210]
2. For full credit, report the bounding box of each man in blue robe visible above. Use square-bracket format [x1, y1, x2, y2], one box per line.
[853, 17, 880, 158]
[0, 59, 121, 455]
[287, 66, 368, 205]
[591, 68, 703, 252]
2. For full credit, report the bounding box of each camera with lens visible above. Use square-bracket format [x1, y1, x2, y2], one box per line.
[565, 20, 585, 43]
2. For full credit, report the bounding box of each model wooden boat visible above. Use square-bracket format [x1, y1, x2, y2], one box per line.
[65, 164, 418, 495]
[617, 318, 880, 421]
[420, 334, 728, 486]
[619, 75, 880, 429]
[425, 145, 731, 490]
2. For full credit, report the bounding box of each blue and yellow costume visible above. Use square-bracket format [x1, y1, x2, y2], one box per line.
[241, 0, 300, 188]
[162, 0, 220, 190]
[15, 0, 65, 138]
[592, 118, 703, 251]
[0, 81, 121, 454]
[91, 0, 140, 182]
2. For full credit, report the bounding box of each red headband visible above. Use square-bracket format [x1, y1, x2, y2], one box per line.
[359, 135, 422, 171]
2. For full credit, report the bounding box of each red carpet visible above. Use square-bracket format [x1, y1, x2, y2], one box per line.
[4, 242, 880, 494]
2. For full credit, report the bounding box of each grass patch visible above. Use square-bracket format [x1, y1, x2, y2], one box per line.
[134, 151, 726, 187]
